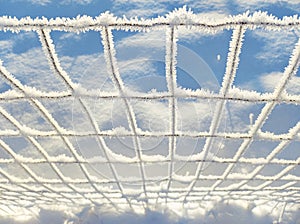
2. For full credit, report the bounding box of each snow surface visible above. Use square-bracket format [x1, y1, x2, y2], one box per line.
[0, 204, 299, 224]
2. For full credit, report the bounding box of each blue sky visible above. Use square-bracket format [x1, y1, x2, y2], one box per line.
[0, 0, 300, 223]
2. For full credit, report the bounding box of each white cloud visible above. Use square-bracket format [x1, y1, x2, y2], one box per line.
[31, 0, 51, 5]
[234, 0, 300, 11]
[58, 32, 82, 41]
[186, 0, 228, 12]
[13, 0, 93, 5]
[260, 72, 282, 91]
[3, 48, 66, 92]
[112, 0, 229, 18]
[16, 0, 52, 5]
[0, 32, 36, 57]
[119, 7, 167, 18]
[0, 40, 13, 55]
[61, 0, 93, 5]
[116, 30, 165, 49]
[260, 71, 300, 94]
[112, 0, 170, 18]
[252, 29, 298, 63]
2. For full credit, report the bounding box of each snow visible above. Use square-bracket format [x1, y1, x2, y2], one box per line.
[0, 203, 299, 224]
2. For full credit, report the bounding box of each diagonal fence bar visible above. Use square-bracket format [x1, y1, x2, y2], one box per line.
[183, 26, 246, 202]
[100, 26, 148, 209]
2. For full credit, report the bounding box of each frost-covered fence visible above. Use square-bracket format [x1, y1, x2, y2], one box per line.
[0, 7, 300, 220]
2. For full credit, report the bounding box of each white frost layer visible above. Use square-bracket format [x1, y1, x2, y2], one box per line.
[0, 7, 299, 33]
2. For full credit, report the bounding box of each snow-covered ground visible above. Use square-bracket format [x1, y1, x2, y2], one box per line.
[1, 202, 300, 224]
